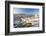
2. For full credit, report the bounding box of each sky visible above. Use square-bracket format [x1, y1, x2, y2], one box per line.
[13, 8, 39, 14]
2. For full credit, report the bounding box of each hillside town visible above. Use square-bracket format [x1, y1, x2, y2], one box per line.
[13, 13, 39, 28]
